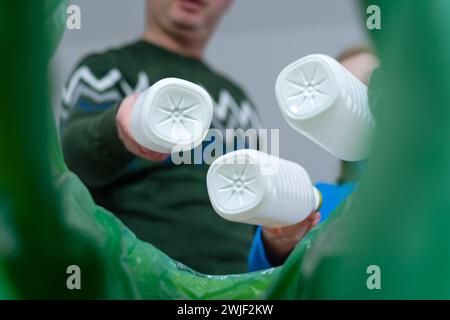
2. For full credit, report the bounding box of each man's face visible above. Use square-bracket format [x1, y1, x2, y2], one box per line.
[147, 0, 232, 35]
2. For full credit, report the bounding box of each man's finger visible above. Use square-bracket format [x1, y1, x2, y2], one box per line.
[306, 211, 319, 221]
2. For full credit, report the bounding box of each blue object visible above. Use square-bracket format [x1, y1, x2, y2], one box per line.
[248, 182, 357, 272]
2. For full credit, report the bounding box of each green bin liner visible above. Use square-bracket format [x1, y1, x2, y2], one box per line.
[266, 0, 450, 299]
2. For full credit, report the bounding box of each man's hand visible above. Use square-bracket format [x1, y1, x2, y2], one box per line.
[116, 93, 169, 161]
[262, 211, 321, 266]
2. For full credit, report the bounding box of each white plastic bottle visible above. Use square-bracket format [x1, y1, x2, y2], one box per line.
[276, 54, 375, 161]
[206, 149, 322, 228]
[131, 78, 214, 153]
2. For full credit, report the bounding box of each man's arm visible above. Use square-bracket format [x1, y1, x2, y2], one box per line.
[61, 100, 133, 187]
[261, 211, 321, 266]
[60, 60, 167, 188]
[248, 212, 321, 271]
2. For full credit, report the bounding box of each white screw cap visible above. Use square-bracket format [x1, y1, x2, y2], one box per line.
[131, 78, 213, 153]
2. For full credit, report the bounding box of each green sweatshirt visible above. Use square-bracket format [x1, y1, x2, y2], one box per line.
[60, 40, 262, 275]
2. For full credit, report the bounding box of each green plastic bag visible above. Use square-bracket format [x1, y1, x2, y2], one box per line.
[2, 0, 450, 299]
[266, 0, 450, 299]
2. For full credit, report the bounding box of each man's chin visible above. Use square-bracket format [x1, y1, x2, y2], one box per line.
[170, 11, 206, 31]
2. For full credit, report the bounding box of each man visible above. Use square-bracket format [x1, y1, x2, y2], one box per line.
[61, 0, 315, 275]
[248, 46, 379, 271]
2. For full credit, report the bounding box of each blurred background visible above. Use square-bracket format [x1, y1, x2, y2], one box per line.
[50, 0, 369, 183]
